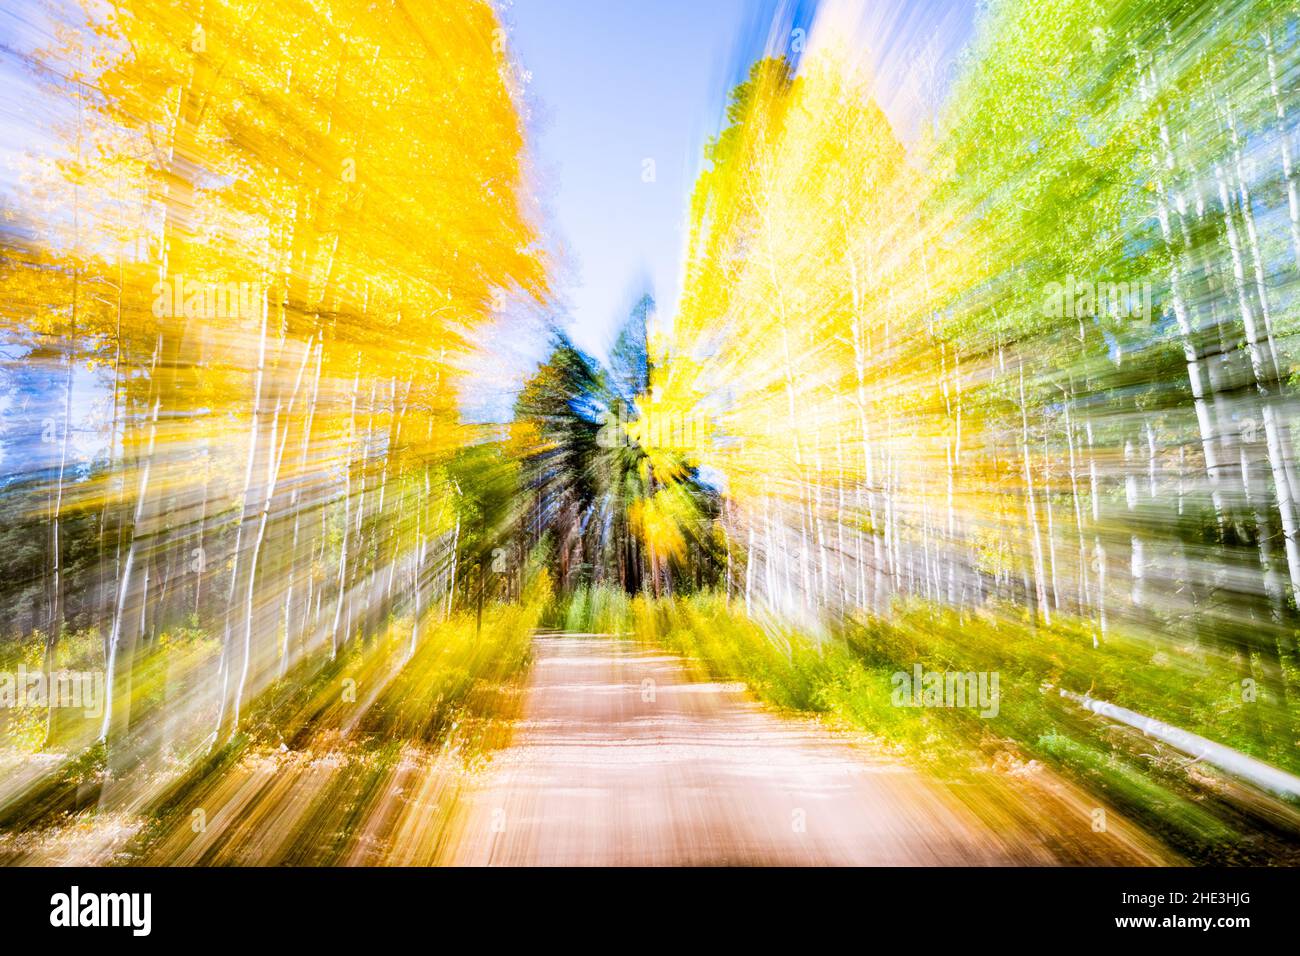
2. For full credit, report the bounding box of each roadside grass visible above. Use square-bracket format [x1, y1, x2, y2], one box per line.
[540, 583, 633, 634]
[0, 570, 551, 864]
[121, 594, 544, 865]
[578, 587, 1300, 865]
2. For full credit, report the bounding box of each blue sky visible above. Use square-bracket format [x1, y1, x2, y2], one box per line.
[502, 0, 976, 362]
[503, 0, 816, 361]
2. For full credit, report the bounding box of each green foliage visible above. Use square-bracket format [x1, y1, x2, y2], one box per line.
[626, 592, 1300, 864]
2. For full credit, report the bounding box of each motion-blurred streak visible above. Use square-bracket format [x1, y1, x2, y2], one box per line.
[0, 0, 546, 834]
[1, 0, 1299, 868]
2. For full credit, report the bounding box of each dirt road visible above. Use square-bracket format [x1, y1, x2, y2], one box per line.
[447, 634, 1166, 865]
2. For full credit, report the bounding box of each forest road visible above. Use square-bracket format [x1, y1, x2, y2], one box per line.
[445, 633, 1164, 865]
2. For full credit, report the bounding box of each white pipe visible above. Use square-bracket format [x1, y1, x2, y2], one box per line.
[1059, 688, 1300, 799]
